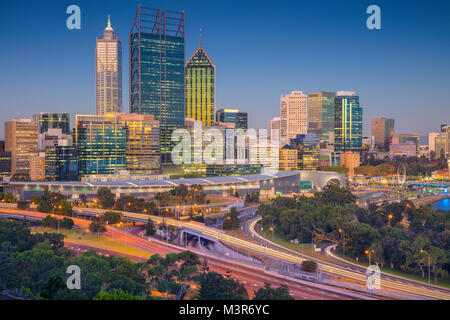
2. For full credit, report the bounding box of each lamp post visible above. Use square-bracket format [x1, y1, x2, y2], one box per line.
[365, 249, 375, 266]
[339, 228, 345, 259]
[420, 249, 431, 284]
[388, 214, 393, 227]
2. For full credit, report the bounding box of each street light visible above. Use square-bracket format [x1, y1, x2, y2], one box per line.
[365, 249, 375, 265]
[420, 249, 431, 284]
[387, 214, 393, 227]
[338, 228, 345, 259]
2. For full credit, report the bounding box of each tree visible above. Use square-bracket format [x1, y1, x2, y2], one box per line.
[145, 218, 156, 236]
[40, 275, 66, 300]
[301, 261, 317, 273]
[55, 199, 73, 216]
[253, 282, 294, 300]
[89, 221, 106, 234]
[3, 192, 16, 203]
[223, 207, 240, 230]
[61, 217, 74, 229]
[17, 200, 29, 209]
[195, 271, 248, 300]
[94, 288, 142, 300]
[103, 211, 122, 224]
[96, 188, 116, 209]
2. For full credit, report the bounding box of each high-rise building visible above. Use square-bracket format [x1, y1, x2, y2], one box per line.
[268, 117, 281, 140]
[32, 113, 70, 135]
[435, 125, 450, 157]
[334, 92, 363, 154]
[279, 145, 298, 171]
[372, 118, 395, 149]
[116, 114, 161, 174]
[280, 91, 308, 143]
[340, 151, 361, 176]
[130, 6, 185, 162]
[96, 15, 122, 115]
[290, 133, 320, 171]
[75, 114, 161, 177]
[428, 132, 440, 153]
[45, 146, 79, 181]
[216, 109, 248, 134]
[308, 92, 335, 143]
[4, 118, 38, 175]
[185, 40, 215, 126]
[75, 115, 127, 176]
[38, 128, 72, 152]
[29, 154, 45, 181]
[0, 151, 11, 179]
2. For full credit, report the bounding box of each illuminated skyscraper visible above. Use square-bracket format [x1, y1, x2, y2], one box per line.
[185, 36, 215, 126]
[75, 114, 160, 177]
[216, 109, 248, 134]
[280, 91, 308, 143]
[4, 118, 38, 175]
[130, 6, 185, 162]
[32, 113, 70, 135]
[308, 92, 335, 143]
[334, 92, 362, 153]
[96, 15, 122, 115]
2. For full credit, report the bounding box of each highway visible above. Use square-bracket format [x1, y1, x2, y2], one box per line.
[0, 209, 368, 300]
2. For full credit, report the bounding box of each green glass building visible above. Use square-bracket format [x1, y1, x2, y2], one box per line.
[334, 92, 363, 153]
[308, 92, 335, 143]
[45, 146, 78, 181]
[75, 115, 126, 176]
[185, 45, 215, 126]
[129, 7, 185, 163]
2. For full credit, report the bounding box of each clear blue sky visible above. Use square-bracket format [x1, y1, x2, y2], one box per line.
[0, 0, 449, 139]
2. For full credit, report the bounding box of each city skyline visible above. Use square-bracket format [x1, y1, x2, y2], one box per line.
[0, 0, 449, 139]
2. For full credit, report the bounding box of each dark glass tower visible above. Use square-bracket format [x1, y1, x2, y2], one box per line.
[308, 92, 335, 143]
[33, 113, 70, 135]
[129, 6, 185, 163]
[216, 109, 248, 134]
[45, 146, 78, 181]
[334, 92, 363, 153]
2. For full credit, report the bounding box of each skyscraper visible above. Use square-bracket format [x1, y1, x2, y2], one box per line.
[45, 146, 79, 181]
[371, 118, 394, 149]
[96, 15, 122, 115]
[185, 36, 215, 126]
[74, 114, 161, 177]
[75, 115, 127, 176]
[334, 91, 363, 153]
[308, 92, 335, 143]
[130, 6, 185, 162]
[216, 109, 248, 134]
[280, 91, 308, 143]
[4, 118, 38, 175]
[32, 113, 70, 135]
[268, 117, 281, 140]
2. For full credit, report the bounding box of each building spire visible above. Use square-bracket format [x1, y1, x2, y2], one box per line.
[200, 27, 202, 47]
[105, 14, 113, 31]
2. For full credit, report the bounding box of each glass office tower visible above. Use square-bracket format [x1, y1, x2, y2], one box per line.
[308, 92, 335, 143]
[32, 113, 70, 135]
[75, 115, 126, 176]
[96, 15, 122, 115]
[334, 92, 363, 153]
[45, 146, 78, 181]
[290, 133, 319, 170]
[129, 6, 185, 163]
[216, 109, 248, 134]
[185, 45, 215, 126]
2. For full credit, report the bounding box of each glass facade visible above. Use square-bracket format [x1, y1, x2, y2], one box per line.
[216, 109, 248, 134]
[206, 164, 263, 177]
[0, 151, 12, 178]
[290, 133, 320, 170]
[308, 92, 335, 143]
[185, 46, 215, 126]
[334, 94, 363, 153]
[130, 7, 185, 162]
[32, 113, 70, 135]
[45, 146, 78, 181]
[75, 115, 126, 176]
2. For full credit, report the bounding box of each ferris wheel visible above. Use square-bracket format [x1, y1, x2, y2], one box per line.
[397, 163, 407, 195]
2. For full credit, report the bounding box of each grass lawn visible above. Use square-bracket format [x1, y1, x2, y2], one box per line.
[31, 228, 153, 259]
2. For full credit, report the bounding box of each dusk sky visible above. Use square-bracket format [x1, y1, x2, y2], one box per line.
[0, 0, 449, 139]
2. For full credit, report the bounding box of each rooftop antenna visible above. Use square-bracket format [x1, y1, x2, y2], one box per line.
[200, 27, 202, 46]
